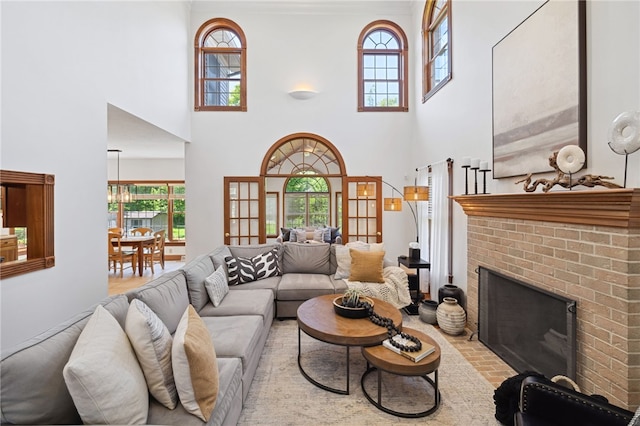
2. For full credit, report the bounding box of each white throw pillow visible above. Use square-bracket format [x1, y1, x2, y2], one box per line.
[63, 305, 149, 424]
[204, 265, 229, 307]
[125, 299, 178, 409]
[172, 305, 219, 422]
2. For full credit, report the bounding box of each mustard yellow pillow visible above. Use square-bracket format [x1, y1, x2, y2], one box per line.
[349, 249, 385, 283]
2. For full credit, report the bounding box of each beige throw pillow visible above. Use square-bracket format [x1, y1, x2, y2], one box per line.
[63, 305, 149, 424]
[125, 299, 178, 409]
[334, 242, 372, 279]
[349, 249, 385, 283]
[172, 305, 219, 421]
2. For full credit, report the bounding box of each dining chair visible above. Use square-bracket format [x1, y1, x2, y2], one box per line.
[143, 230, 166, 273]
[108, 232, 137, 278]
[131, 227, 153, 236]
[108, 227, 124, 236]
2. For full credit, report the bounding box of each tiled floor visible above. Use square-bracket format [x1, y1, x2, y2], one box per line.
[110, 267, 516, 389]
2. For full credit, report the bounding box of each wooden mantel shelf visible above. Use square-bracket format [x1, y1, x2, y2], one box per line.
[451, 188, 640, 228]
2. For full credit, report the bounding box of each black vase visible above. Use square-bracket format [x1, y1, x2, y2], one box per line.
[438, 284, 464, 308]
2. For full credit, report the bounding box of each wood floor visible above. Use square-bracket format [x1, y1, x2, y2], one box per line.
[108, 261, 185, 296]
[109, 262, 515, 389]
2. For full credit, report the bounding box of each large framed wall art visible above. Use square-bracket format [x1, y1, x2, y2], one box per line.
[492, 0, 586, 179]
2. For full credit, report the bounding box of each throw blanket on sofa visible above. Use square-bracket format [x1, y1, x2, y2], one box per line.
[344, 266, 412, 309]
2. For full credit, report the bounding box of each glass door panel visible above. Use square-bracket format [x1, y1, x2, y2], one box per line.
[343, 177, 381, 243]
[224, 177, 264, 245]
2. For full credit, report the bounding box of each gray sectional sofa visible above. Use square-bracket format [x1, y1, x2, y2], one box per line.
[0, 241, 350, 425]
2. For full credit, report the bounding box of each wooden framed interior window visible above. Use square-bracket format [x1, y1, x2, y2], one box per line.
[0, 170, 55, 279]
[357, 20, 409, 112]
[422, 0, 452, 102]
[194, 18, 247, 111]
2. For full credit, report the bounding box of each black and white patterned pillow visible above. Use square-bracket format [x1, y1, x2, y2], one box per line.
[224, 247, 281, 285]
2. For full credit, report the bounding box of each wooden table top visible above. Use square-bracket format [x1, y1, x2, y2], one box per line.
[361, 327, 441, 376]
[297, 294, 403, 347]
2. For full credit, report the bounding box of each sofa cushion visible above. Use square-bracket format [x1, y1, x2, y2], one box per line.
[282, 242, 331, 274]
[172, 305, 219, 422]
[183, 254, 216, 312]
[204, 265, 229, 307]
[277, 273, 336, 300]
[202, 315, 263, 373]
[209, 245, 233, 276]
[280, 227, 292, 242]
[229, 243, 282, 259]
[127, 270, 189, 334]
[125, 299, 178, 410]
[147, 357, 242, 426]
[225, 247, 280, 285]
[349, 249, 385, 283]
[199, 288, 274, 324]
[63, 305, 148, 425]
[0, 294, 129, 425]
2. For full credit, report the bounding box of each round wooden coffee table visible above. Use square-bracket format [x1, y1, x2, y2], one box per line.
[297, 294, 403, 395]
[361, 327, 441, 417]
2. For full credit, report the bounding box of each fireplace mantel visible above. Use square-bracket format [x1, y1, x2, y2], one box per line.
[452, 188, 640, 228]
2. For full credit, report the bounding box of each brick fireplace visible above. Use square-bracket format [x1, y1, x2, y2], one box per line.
[453, 189, 640, 410]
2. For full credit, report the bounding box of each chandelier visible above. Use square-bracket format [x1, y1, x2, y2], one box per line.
[107, 149, 132, 203]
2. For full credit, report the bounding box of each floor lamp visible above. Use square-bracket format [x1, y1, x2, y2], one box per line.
[362, 178, 429, 243]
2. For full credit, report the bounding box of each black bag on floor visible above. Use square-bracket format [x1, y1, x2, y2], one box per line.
[493, 371, 548, 426]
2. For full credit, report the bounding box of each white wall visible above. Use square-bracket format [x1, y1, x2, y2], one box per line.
[186, 2, 419, 260]
[412, 0, 640, 296]
[1, 1, 191, 348]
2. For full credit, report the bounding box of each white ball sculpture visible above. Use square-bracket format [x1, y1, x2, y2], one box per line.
[556, 145, 585, 174]
[608, 111, 640, 187]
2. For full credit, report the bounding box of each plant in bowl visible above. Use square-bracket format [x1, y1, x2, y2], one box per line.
[333, 288, 374, 318]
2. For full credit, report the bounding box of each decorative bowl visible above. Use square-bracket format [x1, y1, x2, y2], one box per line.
[332, 296, 374, 319]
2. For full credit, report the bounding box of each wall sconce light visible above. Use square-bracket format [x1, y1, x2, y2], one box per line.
[288, 90, 317, 100]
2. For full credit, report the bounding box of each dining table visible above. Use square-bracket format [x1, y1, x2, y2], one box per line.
[114, 235, 155, 277]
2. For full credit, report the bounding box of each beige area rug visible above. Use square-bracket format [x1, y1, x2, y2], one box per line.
[238, 313, 502, 425]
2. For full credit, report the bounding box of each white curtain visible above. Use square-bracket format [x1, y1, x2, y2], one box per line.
[428, 161, 449, 298]
[417, 168, 429, 292]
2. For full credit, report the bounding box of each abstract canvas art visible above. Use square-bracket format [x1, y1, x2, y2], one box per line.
[492, 0, 586, 179]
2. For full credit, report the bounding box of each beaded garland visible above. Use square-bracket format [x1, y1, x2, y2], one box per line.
[363, 301, 422, 352]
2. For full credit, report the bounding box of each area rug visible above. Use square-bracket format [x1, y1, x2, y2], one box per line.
[238, 313, 501, 425]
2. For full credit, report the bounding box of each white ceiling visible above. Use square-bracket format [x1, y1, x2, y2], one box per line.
[107, 104, 185, 160]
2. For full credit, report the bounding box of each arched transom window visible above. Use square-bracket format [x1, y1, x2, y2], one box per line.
[194, 18, 247, 111]
[357, 20, 409, 112]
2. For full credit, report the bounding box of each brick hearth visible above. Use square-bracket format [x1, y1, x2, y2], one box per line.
[453, 189, 640, 410]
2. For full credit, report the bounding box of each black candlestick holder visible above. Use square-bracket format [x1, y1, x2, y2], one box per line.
[480, 168, 491, 194]
[461, 165, 470, 195]
[470, 165, 480, 194]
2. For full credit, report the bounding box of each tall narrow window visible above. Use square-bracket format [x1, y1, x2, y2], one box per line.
[358, 20, 409, 112]
[423, 0, 452, 102]
[284, 175, 330, 228]
[194, 18, 247, 111]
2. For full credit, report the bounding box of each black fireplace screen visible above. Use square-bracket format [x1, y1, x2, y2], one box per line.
[478, 267, 577, 379]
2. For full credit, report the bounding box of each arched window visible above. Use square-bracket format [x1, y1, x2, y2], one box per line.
[357, 20, 409, 112]
[194, 18, 247, 111]
[422, 0, 452, 102]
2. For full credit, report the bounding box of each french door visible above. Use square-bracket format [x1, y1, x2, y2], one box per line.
[224, 177, 264, 245]
[343, 176, 382, 243]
